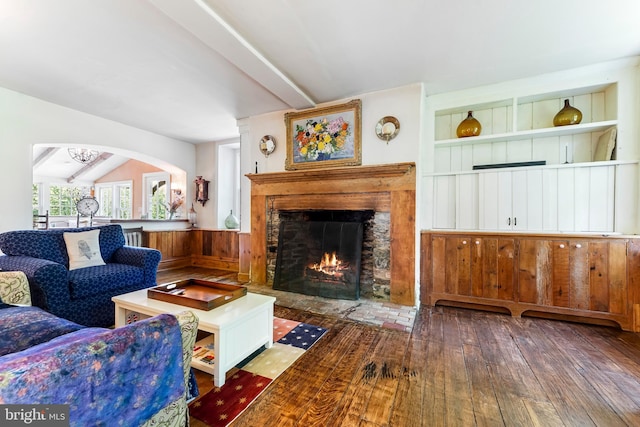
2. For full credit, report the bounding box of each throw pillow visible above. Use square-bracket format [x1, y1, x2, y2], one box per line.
[63, 229, 106, 271]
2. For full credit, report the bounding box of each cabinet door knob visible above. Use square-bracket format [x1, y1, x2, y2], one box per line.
[508, 218, 511, 226]
[462, 240, 467, 245]
[514, 217, 517, 226]
[475, 240, 480, 245]
[575, 243, 582, 248]
[559, 244, 565, 248]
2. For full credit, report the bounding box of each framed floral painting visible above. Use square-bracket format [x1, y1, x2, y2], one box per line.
[285, 99, 361, 170]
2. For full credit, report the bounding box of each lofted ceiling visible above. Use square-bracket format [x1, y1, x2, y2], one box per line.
[2, 0, 640, 181]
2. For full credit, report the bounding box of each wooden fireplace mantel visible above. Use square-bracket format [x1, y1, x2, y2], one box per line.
[247, 162, 416, 306]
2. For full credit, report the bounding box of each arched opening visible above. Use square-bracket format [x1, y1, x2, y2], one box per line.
[32, 144, 187, 227]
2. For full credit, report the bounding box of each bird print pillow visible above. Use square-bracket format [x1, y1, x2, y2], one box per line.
[63, 229, 106, 270]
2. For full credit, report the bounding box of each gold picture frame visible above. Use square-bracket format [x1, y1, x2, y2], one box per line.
[285, 99, 362, 171]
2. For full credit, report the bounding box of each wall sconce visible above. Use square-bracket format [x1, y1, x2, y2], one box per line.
[194, 176, 209, 207]
[375, 116, 400, 144]
[259, 135, 277, 157]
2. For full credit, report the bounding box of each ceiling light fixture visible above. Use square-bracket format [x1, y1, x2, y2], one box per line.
[68, 148, 99, 164]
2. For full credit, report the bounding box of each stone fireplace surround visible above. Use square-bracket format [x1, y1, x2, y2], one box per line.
[247, 162, 416, 306]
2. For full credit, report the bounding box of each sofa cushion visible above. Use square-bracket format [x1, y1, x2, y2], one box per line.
[0, 229, 69, 265]
[63, 229, 106, 270]
[0, 306, 85, 356]
[0, 224, 126, 267]
[68, 263, 144, 299]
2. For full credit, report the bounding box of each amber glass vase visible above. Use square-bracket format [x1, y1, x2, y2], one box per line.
[456, 111, 482, 138]
[553, 99, 582, 126]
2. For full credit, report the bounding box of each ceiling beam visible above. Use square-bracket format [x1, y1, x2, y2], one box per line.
[67, 153, 114, 183]
[151, 0, 316, 110]
[33, 147, 60, 168]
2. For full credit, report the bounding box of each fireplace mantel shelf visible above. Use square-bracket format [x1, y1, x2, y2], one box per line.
[246, 162, 415, 184]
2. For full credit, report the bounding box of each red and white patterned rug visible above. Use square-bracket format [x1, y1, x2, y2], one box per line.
[189, 318, 327, 426]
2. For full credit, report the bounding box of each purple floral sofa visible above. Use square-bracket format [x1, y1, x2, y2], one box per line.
[0, 271, 199, 426]
[0, 224, 161, 327]
[0, 307, 199, 426]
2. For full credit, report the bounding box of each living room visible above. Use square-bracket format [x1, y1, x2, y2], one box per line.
[3, 1, 640, 426]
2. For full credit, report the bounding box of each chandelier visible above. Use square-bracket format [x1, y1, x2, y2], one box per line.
[68, 148, 99, 164]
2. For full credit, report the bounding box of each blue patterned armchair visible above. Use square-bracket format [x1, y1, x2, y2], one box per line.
[0, 224, 161, 327]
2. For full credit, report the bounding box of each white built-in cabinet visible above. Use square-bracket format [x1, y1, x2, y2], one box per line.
[425, 65, 639, 234]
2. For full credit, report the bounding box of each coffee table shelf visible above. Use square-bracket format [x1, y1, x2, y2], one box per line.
[112, 289, 275, 387]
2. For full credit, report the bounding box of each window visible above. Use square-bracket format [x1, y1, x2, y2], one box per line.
[95, 181, 132, 219]
[32, 183, 41, 215]
[48, 185, 89, 216]
[143, 172, 170, 219]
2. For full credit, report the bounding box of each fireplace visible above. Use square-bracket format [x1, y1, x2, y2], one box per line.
[246, 163, 416, 306]
[273, 220, 363, 299]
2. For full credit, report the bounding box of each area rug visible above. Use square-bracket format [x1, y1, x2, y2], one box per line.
[189, 317, 327, 426]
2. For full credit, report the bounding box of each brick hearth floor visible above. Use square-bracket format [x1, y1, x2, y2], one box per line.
[244, 284, 416, 333]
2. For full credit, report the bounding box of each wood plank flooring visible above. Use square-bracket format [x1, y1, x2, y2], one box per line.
[156, 269, 640, 426]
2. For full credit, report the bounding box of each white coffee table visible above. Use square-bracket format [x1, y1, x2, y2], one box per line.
[112, 289, 275, 387]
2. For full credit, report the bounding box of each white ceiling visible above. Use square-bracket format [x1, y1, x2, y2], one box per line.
[3, 0, 640, 180]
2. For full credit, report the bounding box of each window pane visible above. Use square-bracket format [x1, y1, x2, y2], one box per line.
[118, 185, 131, 219]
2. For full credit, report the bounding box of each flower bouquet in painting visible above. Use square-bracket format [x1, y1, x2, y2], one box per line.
[285, 99, 362, 170]
[295, 117, 350, 161]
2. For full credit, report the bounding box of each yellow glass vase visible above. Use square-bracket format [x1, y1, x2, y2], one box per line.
[553, 99, 582, 126]
[456, 111, 482, 138]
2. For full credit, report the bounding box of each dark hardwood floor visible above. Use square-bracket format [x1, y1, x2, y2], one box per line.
[157, 269, 640, 426]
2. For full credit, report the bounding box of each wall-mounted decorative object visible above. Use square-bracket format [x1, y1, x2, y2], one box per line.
[553, 99, 582, 126]
[285, 99, 361, 171]
[259, 135, 277, 157]
[68, 148, 99, 164]
[194, 176, 209, 207]
[375, 116, 400, 143]
[456, 111, 482, 138]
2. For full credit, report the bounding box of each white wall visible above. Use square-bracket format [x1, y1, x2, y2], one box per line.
[239, 83, 424, 233]
[0, 87, 197, 233]
[194, 142, 216, 229]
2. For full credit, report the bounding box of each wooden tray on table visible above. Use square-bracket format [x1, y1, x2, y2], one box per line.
[147, 278, 247, 310]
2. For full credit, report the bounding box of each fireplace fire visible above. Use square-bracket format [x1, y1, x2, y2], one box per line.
[308, 252, 347, 277]
[273, 220, 363, 300]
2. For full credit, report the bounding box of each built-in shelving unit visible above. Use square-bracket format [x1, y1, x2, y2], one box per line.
[422, 65, 639, 234]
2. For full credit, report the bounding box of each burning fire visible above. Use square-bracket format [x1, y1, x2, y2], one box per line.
[308, 252, 347, 277]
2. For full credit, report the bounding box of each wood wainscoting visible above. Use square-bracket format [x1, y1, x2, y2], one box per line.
[247, 162, 416, 306]
[144, 229, 240, 273]
[421, 230, 640, 331]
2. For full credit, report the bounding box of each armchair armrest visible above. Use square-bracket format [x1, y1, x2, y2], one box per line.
[111, 246, 161, 284]
[0, 256, 69, 309]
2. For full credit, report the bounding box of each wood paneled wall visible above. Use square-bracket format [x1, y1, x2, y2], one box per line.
[144, 229, 241, 273]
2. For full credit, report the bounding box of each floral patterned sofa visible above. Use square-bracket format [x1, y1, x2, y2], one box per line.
[0, 224, 161, 327]
[0, 271, 199, 427]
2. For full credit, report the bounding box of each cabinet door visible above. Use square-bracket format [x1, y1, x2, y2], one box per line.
[478, 237, 516, 301]
[479, 171, 530, 231]
[432, 235, 515, 301]
[432, 236, 472, 296]
[518, 238, 627, 314]
[479, 172, 510, 230]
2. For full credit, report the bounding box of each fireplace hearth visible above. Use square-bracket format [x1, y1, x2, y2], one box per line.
[273, 220, 363, 300]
